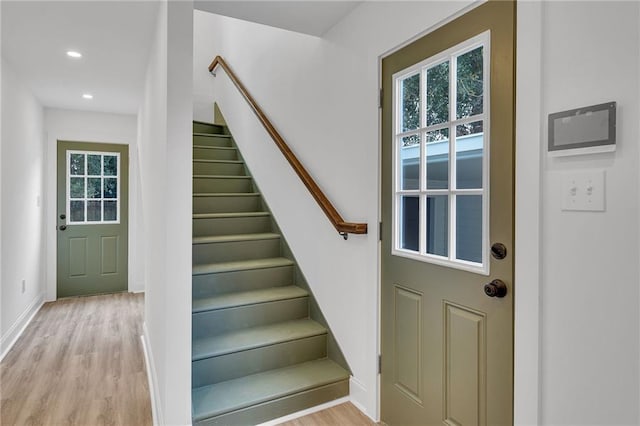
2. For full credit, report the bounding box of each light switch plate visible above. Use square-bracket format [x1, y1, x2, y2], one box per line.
[561, 170, 606, 212]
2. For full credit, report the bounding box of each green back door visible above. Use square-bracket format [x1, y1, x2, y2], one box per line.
[57, 141, 129, 298]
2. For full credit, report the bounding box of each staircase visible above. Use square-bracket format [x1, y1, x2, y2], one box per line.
[191, 120, 350, 425]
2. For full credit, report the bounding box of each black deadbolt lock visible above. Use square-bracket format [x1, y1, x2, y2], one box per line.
[491, 243, 507, 260]
[60, 213, 66, 220]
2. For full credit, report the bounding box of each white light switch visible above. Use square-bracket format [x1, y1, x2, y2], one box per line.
[561, 170, 606, 211]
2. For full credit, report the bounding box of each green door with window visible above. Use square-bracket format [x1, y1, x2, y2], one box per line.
[57, 141, 128, 298]
[381, 1, 515, 424]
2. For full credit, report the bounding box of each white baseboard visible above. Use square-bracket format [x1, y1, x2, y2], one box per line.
[0, 293, 44, 361]
[349, 376, 378, 423]
[141, 322, 163, 426]
[256, 396, 350, 426]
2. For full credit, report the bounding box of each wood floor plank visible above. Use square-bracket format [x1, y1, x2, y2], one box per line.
[276, 402, 378, 426]
[0, 293, 152, 426]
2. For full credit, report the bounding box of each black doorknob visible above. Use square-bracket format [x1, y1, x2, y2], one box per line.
[59, 225, 67, 231]
[484, 279, 507, 298]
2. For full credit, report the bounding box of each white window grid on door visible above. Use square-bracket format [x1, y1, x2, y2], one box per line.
[66, 150, 121, 224]
[391, 31, 490, 275]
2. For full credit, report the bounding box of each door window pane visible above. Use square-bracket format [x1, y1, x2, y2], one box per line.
[400, 196, 419, 252]
[87, 155, 101, 176]
[104, 178, 117, 198]
[70, 178, 85, 198]
[401, 74, 420, 132]
[426, 128, 449, 189]
[426, 196, 448, 256]
[456, 195, 482, 263]
[455, 121, 483, 189]
[104, 156, 117, 176]
[456, 46, 483, 119]
[104, 201, 117, 221]
[400, 135, 420, 190]
[426, 61, 449, 126]
[87, 201, 102, 221]
[87, 178, 102, 198]
[70, 154, 85, 175]
[70, 201, 85, 222]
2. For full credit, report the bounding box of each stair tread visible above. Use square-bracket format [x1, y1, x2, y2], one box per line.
[193, 133, 231, 138]
[193, 212, 269, 219]
[193, 175, 251, 179]
[193, 192, 259, 197]
[193, 145, 236, 150]
[192, 318, 325, 360]
[192, 257, 294, 275]
[193, 159, 243, 164]
[192, 359, 349, 421]
[193, 233, 280, 244]
[193, 285, 307, 313]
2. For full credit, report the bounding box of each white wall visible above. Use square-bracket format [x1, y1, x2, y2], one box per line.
[1, 57, 45, 358]
[193, 2, 474, 418]
[43, 108, 140, 300]
[138, 1, 192, 424]
[538, 2, 639, 424]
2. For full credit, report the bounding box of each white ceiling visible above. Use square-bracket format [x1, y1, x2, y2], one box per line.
[1, 1, 359, 115]
[194, 1, 361, 37]
[1, 1, 160, 115]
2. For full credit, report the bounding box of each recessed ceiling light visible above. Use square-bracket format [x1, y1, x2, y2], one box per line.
[66, 51, 82, 58]
[82, 94, 93, 100]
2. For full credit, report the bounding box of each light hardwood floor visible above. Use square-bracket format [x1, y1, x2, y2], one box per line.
[0, 292, 152, 426]
[277, 402, 378, 426]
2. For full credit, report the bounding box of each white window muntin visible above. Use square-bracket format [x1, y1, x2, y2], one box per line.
[66, 150, 121, 224]
[391, 31, 490, 275]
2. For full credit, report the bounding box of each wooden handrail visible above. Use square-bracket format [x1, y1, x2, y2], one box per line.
[209, 56, 367, 239]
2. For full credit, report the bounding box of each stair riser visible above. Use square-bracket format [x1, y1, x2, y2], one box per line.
[193, 238, 281, 265]
[193, 216, 271, 237]
[193, 195, 261, 214]
[193, 135, 232, 147]
[194, 380, 349, 426]
[193, 122, 225, 134]
[193, 162, 245, 176]
[193, 147, 238, 161]
[192, 335, 327, 388]
[192, 297, 308, 338]
[193, 177, 253, 193]
[193, 266, 293, 298]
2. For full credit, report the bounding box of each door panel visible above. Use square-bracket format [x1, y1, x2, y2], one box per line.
[57, 141, 128, 298]
[381, 2, 515, 425]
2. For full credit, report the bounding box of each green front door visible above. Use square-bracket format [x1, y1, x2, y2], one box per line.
[380, 2, 515, 425]
[56, 141, 129, 298]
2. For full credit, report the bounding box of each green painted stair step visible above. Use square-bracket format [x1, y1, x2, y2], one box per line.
[192, 359, 350, 423]
[193, 175, 254, 193]
[192, 234, 281, 265]
[193, 121, 226, 134]
[193, 133, 232, 147]
[192, 285, 308, 313]
[192, 257, 294, 276]
[193, 193, 261, 214]
[193, 160, 245, 176]
[192, 318, 326, 360]
[192, 265, 294, 299]
[193, 145, 238, 161]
